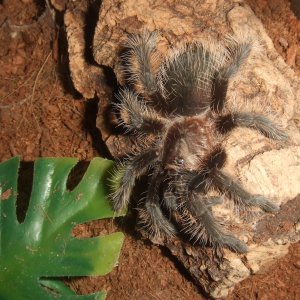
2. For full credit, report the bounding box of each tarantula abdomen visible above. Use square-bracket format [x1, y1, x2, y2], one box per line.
[110, 32, 287, 253]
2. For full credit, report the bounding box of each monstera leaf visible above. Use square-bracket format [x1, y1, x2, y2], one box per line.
[0, 157, 124, 300]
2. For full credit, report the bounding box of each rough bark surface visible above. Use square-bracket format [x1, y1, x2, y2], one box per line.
[63, 0, 300, 297]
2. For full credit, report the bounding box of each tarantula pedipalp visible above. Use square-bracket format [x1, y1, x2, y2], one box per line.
[110, 32, 288, 253]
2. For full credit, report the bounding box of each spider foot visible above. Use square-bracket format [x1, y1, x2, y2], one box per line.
[220, 234, 248, 253]
[248, 195, 279, 213]
[269, 127, 289, 141]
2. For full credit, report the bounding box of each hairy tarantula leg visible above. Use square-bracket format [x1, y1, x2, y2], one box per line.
[139, 170, 177, 239]
[210, 169, 279, 212]
[140, 201, 177, 239]
[116, 89, 167, 133]
[212, 43, 251, 113]
[205, 196, 223, 207]
[221, 42, 252, 80]
[126, 31, 159, 95]
[216, 112, 288, 140]
[182, 193, 247, 253]
[110, 149, 158, 212]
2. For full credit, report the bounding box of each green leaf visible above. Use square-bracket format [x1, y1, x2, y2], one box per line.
[0, 157, 124, 300]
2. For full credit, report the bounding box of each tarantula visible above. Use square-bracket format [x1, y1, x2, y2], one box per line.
[110, 32, 287, 253]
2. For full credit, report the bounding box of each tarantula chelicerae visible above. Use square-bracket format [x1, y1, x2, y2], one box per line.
[110, 32, 287, 253]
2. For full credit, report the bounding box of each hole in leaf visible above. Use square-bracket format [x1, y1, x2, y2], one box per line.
[66, 161, 89, 192]
[16, 161, 34, 223]
[72, 219, 119, 239]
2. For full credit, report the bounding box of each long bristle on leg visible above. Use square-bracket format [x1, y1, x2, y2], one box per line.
[110, 149, 158, 212]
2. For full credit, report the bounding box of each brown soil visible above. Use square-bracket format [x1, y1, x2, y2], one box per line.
[0, 0, 299, 299]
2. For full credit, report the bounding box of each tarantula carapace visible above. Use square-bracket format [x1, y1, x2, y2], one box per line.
[110, 32, 287, 253]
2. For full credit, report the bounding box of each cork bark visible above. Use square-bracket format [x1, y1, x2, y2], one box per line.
[61, 0, 300, 297]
